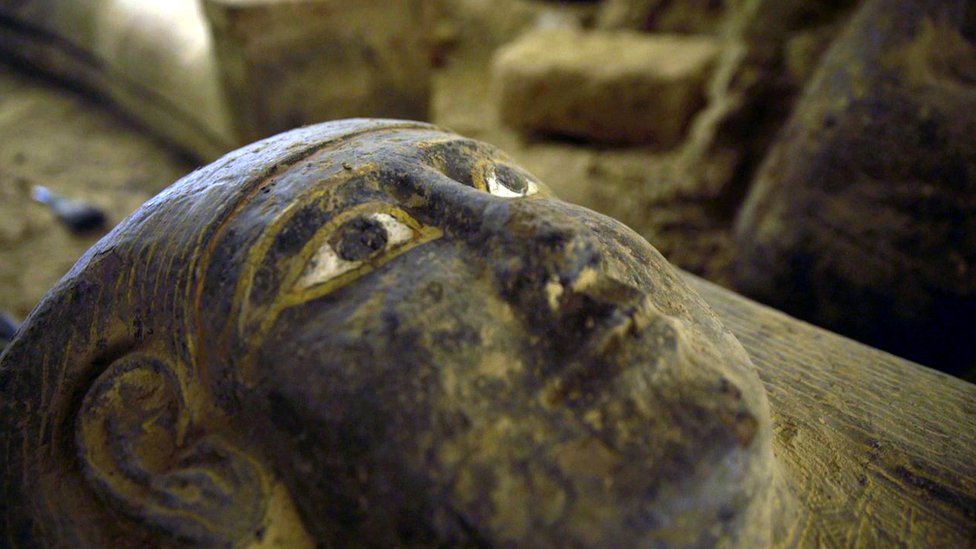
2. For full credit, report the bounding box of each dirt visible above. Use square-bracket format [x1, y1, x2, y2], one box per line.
[0, 66, 195, 320]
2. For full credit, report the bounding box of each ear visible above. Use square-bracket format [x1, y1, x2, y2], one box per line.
[76, 353, 271, 547]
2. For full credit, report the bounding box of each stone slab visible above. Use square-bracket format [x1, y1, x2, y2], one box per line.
[492, 28, 719, 147]
[204, 0, 432, 144]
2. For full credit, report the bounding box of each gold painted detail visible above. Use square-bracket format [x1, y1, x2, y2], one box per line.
[285, 203, 442, 303]
[240, 203, 442, 352]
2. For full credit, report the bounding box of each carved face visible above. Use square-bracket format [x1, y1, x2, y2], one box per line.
[0, 121, 772, 548]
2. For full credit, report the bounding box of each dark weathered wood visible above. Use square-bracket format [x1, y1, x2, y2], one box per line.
[1, 120, 774, 548]
[687, 273, 976, 548]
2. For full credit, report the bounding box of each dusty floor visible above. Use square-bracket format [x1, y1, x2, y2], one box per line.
[0, 66, 194, 319]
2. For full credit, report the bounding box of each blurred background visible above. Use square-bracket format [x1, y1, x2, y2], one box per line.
[0, 0, 973, 379]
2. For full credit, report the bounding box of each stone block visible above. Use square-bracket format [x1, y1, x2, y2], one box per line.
[204, 0, 432, 143]
[492, 28, 719, 147]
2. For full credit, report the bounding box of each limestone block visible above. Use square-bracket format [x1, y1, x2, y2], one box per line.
[493, 28, 719, 147]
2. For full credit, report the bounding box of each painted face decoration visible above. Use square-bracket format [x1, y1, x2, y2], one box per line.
[0, 120, 773, 549]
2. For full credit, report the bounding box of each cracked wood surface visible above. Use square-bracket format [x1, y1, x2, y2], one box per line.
[688, 273, 976, 547]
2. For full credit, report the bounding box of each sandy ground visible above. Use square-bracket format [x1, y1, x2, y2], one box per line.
[0, 66, 195, 319]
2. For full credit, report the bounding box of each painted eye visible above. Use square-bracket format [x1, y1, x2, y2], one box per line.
[330, 214, 412, 261]
[295, 212, 421, 290]
[485, 164, 539, 198]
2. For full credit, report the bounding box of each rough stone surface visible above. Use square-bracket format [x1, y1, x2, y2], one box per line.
[734, 0, 976, 374]
[493, 28, 720, 147]
[205, 0, 432, 143]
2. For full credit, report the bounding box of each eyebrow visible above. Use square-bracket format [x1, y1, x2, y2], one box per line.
[411, 138, 496, 191]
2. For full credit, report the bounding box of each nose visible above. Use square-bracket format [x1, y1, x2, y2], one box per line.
[485, 202, 645, 348]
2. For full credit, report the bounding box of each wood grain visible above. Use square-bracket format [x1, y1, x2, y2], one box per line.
[686, 273, 976, 547]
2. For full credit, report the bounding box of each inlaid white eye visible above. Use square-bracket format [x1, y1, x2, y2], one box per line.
[485, 164, 539, 198]
[295, 212, 417, 290]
